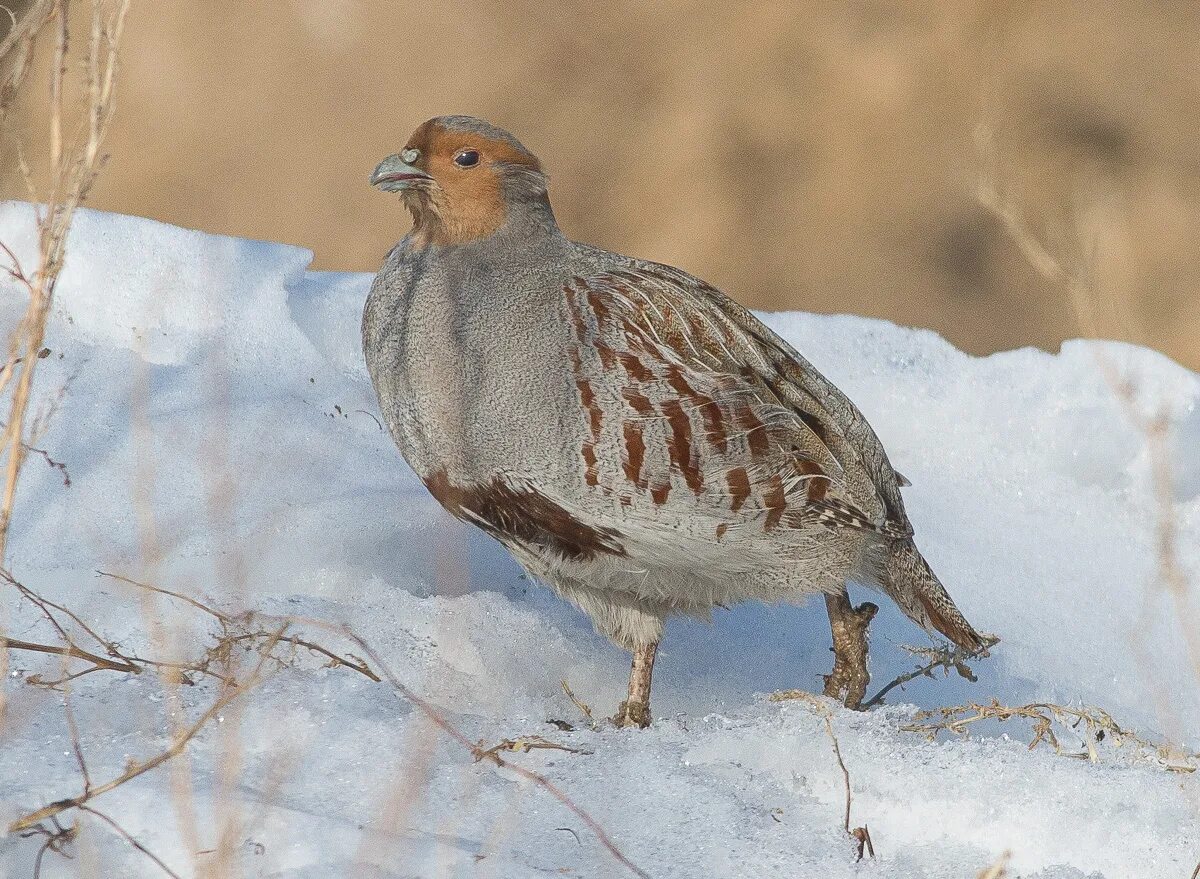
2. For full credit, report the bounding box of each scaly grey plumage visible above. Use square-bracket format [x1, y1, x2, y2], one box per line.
[363, 115, 987, 727]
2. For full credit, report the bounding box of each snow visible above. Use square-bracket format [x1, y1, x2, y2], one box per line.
[0, 201, 1197, 878]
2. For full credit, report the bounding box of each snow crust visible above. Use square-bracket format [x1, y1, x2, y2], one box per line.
[0, 202, 1197, 878]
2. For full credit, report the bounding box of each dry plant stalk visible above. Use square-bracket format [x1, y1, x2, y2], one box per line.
[769, 690, 874, 860]
[0, 0, 130, 562]
[338, 625, 653, 879]
[6, 573, 388, 879]
[902, 699, 1198, 771]
[974, 121, 1200, 693]
[76, 804, 182, 879]
[561, 678, 597, 728]
[0, 2, 56, 128]
[9, 623, 288, 833]
[862, 636, 999, 709]
[474, 735, 590, 761]
[977, 850, 1011, 879]
[11, 573, 647, 877]
[18, 814, 78, 879]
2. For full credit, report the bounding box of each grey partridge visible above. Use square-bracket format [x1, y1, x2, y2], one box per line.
[363, 116, 986, 728]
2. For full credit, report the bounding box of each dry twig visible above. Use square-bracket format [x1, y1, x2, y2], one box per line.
[902, 699, 1198, 771]
[862, 636, 999, 709]
[5, 576, 390, 836]
[77, 804, 182, 879]
[475, 735, 590, 761]
[977, 850, 1011, 879]
[95, 569, 382, 683]
[769, 691, 874, 860]
[975, 120, 1200, 697]
[341, 626, 652, 879]
[19, 815, 77, 879]
[0, 0, 131, 562]
[9, 624, 288, 833]
[1, 635, 139, 676]
[561, 679, 596, 728]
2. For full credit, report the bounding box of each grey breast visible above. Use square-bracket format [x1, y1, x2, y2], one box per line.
[363, 229, 582, 487]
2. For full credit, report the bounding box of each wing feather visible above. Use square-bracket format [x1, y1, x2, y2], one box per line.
[562, 263, 910, 540]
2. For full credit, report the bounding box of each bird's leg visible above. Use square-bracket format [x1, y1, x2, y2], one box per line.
[612, 642, 658, 729]
[822, 588, 878, 710]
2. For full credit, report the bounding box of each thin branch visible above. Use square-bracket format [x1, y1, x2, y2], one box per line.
[77, 805, 183, 879]
[903, 699, 1198, 770]
[96, 572, 378, 681]
[1, 636, 140, 674]
[769, 691, 874, 859]
[62, 683, 91, 794]
[862, 636, 999, 709]
[475, 736, 590, 761]
[340, 625, 651, 879]
[824, 715, 851, 833]
[9, 572, 126, 653]
[48, 0, 66, 173]
[96, 569, 234, 625]
[24, 442, 70, 485]
[0, 0, 52, 63]
[9, 626, 288, 833]
[561, 679, 596, 728]
[0, 0, 132, 562]
[21, 816, 77, 879]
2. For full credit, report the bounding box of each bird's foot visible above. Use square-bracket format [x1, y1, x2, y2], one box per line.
[822, 593, 878, 710]
[611, 699, 652, 729]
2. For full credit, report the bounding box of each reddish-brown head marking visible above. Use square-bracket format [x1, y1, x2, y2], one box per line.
[397, 117, 544, 247]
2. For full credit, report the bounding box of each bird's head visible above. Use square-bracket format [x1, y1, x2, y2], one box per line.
[371, 115, 551, 248]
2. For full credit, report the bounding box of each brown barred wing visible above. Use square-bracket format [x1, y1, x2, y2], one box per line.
[560, 269, 882, 540]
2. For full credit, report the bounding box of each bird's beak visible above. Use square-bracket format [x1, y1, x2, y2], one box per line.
[370, 154, 432, 191]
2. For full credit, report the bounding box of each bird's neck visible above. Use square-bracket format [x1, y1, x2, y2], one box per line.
[407, 192, 562, 251]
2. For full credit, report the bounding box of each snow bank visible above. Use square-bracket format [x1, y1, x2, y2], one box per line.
[0, 202, 1196, 878]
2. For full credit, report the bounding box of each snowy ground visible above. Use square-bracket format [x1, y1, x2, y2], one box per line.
[0, 202, 1197, 878]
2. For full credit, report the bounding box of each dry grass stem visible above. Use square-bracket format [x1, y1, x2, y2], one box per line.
[862, 636, 999, 709]
[95, 569, 381, 683]
[903, 699, 1198, 771]
[561, 679, 596, 728]
[0, 1, 53, 128]
[975, 120, 1200, 698]
[97, 569, 233, 624]
[341, 626, 652, 879]
[9, 624, 288, 833]
[474, 735, 591, 761]
[61, 669, 91, 794]
[769, 691, 874, 860]
[77, 804, 182, 879]
[20, 815, 77, 879]
[0, 0, 131, 562]
[1, 634, 139, 676]
[977, 850, 1011, 879]
[6, 583, 392, 864]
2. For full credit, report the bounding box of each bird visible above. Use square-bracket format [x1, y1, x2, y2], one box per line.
[362, 115, 987, 728]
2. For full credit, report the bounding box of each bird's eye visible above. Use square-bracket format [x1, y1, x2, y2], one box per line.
[453, 150, 480, 168]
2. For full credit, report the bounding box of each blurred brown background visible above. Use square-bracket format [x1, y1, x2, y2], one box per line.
[3, 1, 1198, 368]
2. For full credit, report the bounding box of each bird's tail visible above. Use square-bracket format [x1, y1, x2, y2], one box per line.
[883, 539, 986, 651]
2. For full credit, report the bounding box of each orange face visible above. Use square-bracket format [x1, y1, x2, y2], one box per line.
[372, 119, 543, 247]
